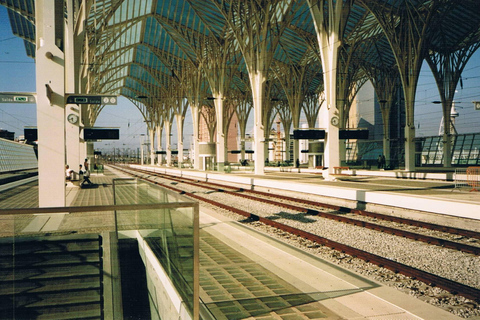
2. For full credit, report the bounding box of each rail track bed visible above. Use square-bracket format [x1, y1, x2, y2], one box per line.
[114, 165, 480, 317]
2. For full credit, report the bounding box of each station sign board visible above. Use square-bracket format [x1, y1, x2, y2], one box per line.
[339, 129, 369, 140]
[293, 129, 326, 139]
[66, 94, 117, 105]
[84, 128, 120, 140]
[0, 93, 36, 104]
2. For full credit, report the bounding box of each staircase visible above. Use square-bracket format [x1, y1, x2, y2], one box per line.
[0, 234, 104, 320]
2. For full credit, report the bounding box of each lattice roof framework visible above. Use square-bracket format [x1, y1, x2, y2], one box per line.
[2, 0, 480, 120]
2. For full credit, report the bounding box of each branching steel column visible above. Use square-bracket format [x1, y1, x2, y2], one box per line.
[360, 0, 438, 171]
[185, 69, 206, 170]
[308, 0, 352, 177]
[273, 62, 307, 165]
[217, 0, 295, 175]
[427, 44, 480, 168]
[371, 71, 398, 167]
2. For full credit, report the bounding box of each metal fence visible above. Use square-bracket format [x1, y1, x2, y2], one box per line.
[454, 167, 480, 191]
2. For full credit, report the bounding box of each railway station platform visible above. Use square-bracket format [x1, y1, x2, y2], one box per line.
[134, 165, 480, 233]
[0, 165, 471, 319]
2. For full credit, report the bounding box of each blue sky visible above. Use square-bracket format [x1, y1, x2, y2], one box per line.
[1, 5, 480, 153]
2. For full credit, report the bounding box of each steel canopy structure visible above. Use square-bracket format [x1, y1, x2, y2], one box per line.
[2, 0, 480, 204]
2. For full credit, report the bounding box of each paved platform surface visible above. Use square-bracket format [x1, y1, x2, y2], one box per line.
[0, 165, 473, 319]
[199, 207, 460, 319]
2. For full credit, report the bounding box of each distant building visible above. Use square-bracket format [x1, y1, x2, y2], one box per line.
[0, 130, 15, 141]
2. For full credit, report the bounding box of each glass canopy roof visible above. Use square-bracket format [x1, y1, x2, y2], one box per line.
[1, 0, 480, 108]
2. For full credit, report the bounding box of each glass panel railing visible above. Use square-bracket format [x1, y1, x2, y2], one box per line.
[0, 198, 199, 319]
[112, 178, 199, 319]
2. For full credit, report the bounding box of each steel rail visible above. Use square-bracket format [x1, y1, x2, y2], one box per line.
[115, 166, 480, 302]
[131, 166, 480, 240]
[125, 166, 480, 256]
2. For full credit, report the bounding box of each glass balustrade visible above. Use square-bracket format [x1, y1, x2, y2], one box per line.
[0, 179, 199, 320]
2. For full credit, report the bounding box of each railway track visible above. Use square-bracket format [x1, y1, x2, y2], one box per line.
[113, 165, 480, 302]
[128, 166, 480, 255]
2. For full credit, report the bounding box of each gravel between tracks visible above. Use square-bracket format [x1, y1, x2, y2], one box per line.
[141, 172, 480, 318]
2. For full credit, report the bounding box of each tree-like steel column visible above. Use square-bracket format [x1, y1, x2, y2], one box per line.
[427, 44, 480, 168]
[185, 69, 206, 170]
[360, 0, 440, 171]
[308, 0, 351, 178]
[216, 0, 296, 175]
[367, 66, 399, 168]
[272, 62, 307, 165]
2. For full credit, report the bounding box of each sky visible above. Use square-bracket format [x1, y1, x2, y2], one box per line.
[1, 5, 480, 153]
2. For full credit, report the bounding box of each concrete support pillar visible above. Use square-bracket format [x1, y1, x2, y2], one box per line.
[293, 140, 299, 165]
[156, 126, 162, 165]
[148, 127, 155, 165]
[140, 134, 145, 165]
[176, 114, 184, 169]
[250, 72, 265, 175]
[442, 103, 454, 168]
[190, 105, 200, 170]
[405, 125, 416, 171]
[381, 105, 391, 167]
[86, 142, 94, 168]
[213, 95, 225, 172]
[35, 0, 66, 207]
[308, 0, 343, 178]
[64, 0, 81, 174]
[443, 132, 453, 168]
[164, 120, 172, 166]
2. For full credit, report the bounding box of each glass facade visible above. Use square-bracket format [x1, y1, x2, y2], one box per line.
[345, 133, 480, 168]
[418, 133, 480, 166]
[1, 182, 199, 320]
[0, 138, 37, 172]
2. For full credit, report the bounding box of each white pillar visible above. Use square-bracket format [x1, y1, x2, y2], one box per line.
[405, 125, 416, 171]
[149, 127, 155, 165]
[156, 126, 162, 165]
[64, 0, 81, 174]
[176, 114, 184, 169]
[164, 120, 172, 166]
[191, 105, 200, 170]
[250, 72, 265, 175]
[213, 95, 226, 172]
[36, 0, 66, 207]
[140, 134, 145, 165]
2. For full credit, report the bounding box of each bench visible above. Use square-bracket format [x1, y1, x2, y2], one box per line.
[333, 166, 349, 175]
